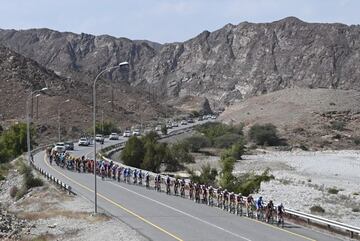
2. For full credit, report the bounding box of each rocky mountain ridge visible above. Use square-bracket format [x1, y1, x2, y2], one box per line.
[1, 17, 360, 109]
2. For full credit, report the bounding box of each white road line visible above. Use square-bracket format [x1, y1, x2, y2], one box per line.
[107, 181, 252, 241]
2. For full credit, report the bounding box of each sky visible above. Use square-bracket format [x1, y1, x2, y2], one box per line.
[0, 0, 359, 43]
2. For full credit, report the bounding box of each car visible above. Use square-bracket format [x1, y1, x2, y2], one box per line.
[198, 116, 203, 121]
[109, 133, 120, 140]
[95, 134, 104, 144]
[187, 118, 194, 123]
[132, 129, 141, 136]
[64, 142, 74, 150]
[211, 115, 217, 119]
[78, 137, 90, 146]
[123, 130, 132, 137]
[172, 122, 178, 127]
[181, 120, 187, 125]
[155, 125, 162, 131]
[52, 142, 66, 153]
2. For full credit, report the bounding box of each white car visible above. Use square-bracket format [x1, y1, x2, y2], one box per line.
[132, 129, 141, 136]
[123, 130, 132, 137]
[181, 120, 187, 125]
[109, 133, 120, 140]
[172, 122, 178, 127]
[95, 134, 104, 143]
[78, 138, 90, 146]
[52, 142, 66, 153]
[155, 125, 161, 131]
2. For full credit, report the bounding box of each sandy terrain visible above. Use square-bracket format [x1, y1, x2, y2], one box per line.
[234, 150, 360, 227]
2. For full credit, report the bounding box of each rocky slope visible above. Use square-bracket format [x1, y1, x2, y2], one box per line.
[1, 17, 360, 109]
[0, 44, 172, 143]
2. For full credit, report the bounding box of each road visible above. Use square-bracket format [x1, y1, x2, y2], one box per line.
[33, 122, 344, 241]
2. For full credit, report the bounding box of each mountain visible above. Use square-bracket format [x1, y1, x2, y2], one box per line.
[1, 17, 360, 110]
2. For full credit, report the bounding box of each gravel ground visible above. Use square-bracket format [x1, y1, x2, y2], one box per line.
[234, 150, 360, 227]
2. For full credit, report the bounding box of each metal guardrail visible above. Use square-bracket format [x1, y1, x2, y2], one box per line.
[30, 145, 76, 196]
[100, 137, 360, 239]
[286, 208, 360, 238]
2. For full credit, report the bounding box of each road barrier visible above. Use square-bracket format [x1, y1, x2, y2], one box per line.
[100, 141, 360, 240]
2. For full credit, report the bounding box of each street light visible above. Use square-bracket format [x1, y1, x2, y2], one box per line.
[93, 62, 128, 213]
[26, 87, 48, 164]
[58, 99, 70, 141]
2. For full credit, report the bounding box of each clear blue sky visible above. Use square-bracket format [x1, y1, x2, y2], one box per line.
[0, 0, 359, 43]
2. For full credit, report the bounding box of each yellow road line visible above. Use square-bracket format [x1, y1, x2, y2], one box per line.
[42, 154, 183, 241]
[243, 216, 317, 241]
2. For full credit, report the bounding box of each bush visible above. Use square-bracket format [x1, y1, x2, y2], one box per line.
[214, 133, 242, 148]
[328, 187, 339, 194]
[121, 136, 145, 168]
[188, 164, 218, 186]
[95, 121, 120, 135]
[25, 177, 43, 189]
[353, 137, 360, 145]
[310, 205, 325, 213]
[9, 186, 18, 198]
[161, 125, 167, 135]
[331, 121, 345, 131]
[183, 135, 211, 152]
[221, 139, 246, 160]
[236, 169, 274, 196]
[249, 123, 281, 146]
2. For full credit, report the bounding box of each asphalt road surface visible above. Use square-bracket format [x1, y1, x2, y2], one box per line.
[33, 122, 344, 241]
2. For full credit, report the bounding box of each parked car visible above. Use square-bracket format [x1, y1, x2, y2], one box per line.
[78, 137, 90, 146]
[181, 120, 187, 125]
[155, 125, 162, 131]
[187, 118, 194, 123]
[95, 134, 104, 144]
[109, 133, 120, 140]
[172, 122, 178, 127]
[52, 142, 66, 153]
[123, 130, 132, 137]
[64, 142, 74, 151]
[132, 129, 141, 136]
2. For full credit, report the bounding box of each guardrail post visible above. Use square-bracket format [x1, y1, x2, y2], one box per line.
[350, 231, 353, 238]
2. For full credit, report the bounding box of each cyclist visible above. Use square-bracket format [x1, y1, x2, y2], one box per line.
[256, 196, 264, 220]
[265, 200, 274, 223]
[217, 187, 223, 208]
[223, 189, 229, 211]
[112, 165, 117, 180]
[188, 181, 194, 200]
[133, 169, 137, 184]
[202, 185, 208, 204]
[117, 166, 122, 182]
[195, 184, 201, 203]
[145, 172, 150, 188]
[246, 195, 255, 217]
[100, 164, 106, 180]
[208, 186, 214, 206]
[277, 203, 285, 227]
[229, 192, 236, 213]
[138, 170, 143, 185]
[236, 194, 244, 216]
[166, 176, 171, 195]
[180, 178, 186, 198]
[123, 167, 127, 182]
[174, 178, 179, 195]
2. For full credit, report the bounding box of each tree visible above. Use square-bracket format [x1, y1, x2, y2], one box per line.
[221, 138, 246, 160]
[170, 142, 194, 164]
[248, 123, 281, 146]
[141, 141, 160, 172]
[213, 133, 242, 148]
[161, 125, 167, 135]
[95, 121, 120, 135]
[121, 136, 144, 168]
[189, 163, 218, 186]
[183, 135, 211, 152]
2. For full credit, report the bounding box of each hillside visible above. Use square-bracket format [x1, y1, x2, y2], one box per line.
[220, 88, 360, 150]
[0, 45, 172, 143]
[1, 17, 360, 110]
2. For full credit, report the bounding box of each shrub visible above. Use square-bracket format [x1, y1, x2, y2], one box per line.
[9, 186, 18, 198]
[236, 169, 274, 196]
[331, 121, 345, 131]
[352, 207, 360, 212]
[221, 139, 246, 160]
[25, 177, 43, 189]
[310, 205, 325, 213]
[214, 133, 242, 148]
[188, 163, 218, 186]
[183, 135, 211, 152]
[328, 187, 339, 194]
[121, 136, 145, 168]
[353, 137, 360, 145]
[95, 121, 120, 135]
[249, 123, 281, 146]
[161, 125, 167, 135]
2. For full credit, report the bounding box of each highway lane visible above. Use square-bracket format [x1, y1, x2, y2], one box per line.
[34, 120, 345, 241]
[33, 141, 344, 241]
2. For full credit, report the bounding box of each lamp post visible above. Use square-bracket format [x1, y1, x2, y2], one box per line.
[26, 87, 48, 164]
[58, 99, 70, 142]
[93, 61, 128, 213]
